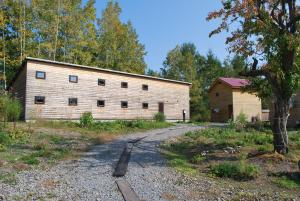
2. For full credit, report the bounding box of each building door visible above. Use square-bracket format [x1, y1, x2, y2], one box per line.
[228, 104, 233, 120]
[158, 102, 164, 114]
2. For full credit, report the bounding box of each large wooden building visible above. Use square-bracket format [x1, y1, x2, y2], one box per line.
[10, 57, 191, 121]
[209, 77, 262, 122]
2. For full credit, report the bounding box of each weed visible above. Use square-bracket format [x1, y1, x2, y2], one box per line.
[272, 175, 300, 189]
[0, 172, 17, 185]
[190, 154, 205, 164]
[210, 160, 260, 180]
[79, 112, 94, 127]
[20, 154, 40, 165]
[154, 112, 166, 122]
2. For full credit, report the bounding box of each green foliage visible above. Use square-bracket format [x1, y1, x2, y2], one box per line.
[235, 112, 248, 131]
[20, 154, 40, 165]
[0, 95, 22, 126]
[210, 161, 260, 181]
[79, 112, 94, 128]
[154, 112, 166, 122]
[190, 154, 205, 164]
[0, 172, 17, 185]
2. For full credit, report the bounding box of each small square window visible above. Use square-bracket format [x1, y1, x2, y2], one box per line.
[142, 102, 149, 109]
[121, 101, 128, 108]
[216, 93, 219, 97]
[36, 71, 46, 79]
[69, 75, 78, 83]
[142, 84, 148, 91]
[98, 79, 105, 86]
[34, 96, 45, 104]
[97, 100, 105, 107]
[121, 82, 128, 88]
[68, 98, 78, 106]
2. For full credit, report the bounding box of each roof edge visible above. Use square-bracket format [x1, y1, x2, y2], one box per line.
[24, 57, 192, 86]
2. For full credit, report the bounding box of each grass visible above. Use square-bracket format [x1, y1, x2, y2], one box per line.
[0, 172, 17, 185]
[161, 126, 300, 197]
[0, 119, 173, 184]
[210, 161, 260, 180]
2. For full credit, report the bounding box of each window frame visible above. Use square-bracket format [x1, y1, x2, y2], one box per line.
[142, 84, 148, 91]
[69, 75, 78, 83]
[68, 98, 78, 106]
[97, 100, 105, 107]
[34, 96, 45, 104]
[121, 101, 128, 108]
[36, 71, 46, 79]
[98, 79, 106, 86]
[142, 102, 149, 109]
[121, 82, 128, 88]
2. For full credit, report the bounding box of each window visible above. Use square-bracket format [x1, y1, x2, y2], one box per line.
[142, 84, 148, 91]
[121, 82, 128, 88]
[98, 79, 105, 86]
[36, 71, 46, 79]
[121, 101, 128, 108]
[142, 102, 149, 109]
[216, 92, 219, 97]
[69, 75, 78, 83]
[34, 96, 45, 104]
[97, 100, 105, 107]
[68, 98, 78, 106]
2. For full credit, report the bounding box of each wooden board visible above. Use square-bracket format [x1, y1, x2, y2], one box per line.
[116, 179, 140, 201]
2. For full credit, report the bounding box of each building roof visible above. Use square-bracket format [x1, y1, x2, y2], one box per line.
[209, 77, 250, 91]
[219, 77, 250, 88]
[22, 57, 191, 86]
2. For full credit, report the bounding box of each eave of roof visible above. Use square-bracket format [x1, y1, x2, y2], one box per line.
[23, 57, 191, 86]
[209, 77, 250, 92]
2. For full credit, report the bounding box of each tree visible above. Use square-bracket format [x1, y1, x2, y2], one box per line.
[207, 0, 300, 154]
[162, 43, 208, 121]
[96, 1, 146, 74]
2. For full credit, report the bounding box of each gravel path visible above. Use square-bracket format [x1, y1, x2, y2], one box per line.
[0, 124, 221, 201]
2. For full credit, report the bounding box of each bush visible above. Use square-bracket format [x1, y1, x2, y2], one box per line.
[0, 95, 22, 127]
[235, 112, 248, 131]
[210, 160, 260, 180]
[154, 112, 166, 122]
[79, 112, 94, 127]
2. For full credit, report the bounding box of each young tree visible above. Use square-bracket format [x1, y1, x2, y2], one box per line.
[96, 1, 146, 74]
[208, 0, 300, 154]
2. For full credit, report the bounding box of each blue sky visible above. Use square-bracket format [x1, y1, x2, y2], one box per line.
[93, 0, 229, 71]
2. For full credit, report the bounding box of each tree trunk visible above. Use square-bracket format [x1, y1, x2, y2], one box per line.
[272, 100, 289, 154]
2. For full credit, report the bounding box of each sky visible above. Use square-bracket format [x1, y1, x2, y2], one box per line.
[93, 0, 230, 71]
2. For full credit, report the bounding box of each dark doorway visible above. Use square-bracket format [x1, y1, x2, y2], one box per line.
[158, 102, 164, 114]
[228, 104, 233, 120]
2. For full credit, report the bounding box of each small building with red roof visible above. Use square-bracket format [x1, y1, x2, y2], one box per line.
[209, 77, 262, 122]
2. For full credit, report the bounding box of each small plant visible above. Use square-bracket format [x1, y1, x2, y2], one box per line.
[0, 144, 7, 152]
[190, 154, 205, 164]
[235, 111, 248, 131]
[79, 112, 94, 127]
[0, 95, 22, 128]
[210, 160, 260, 180]
[154, 112, 166, 122]
[20, 154, 40, 165]
[272, 175, 300, 189]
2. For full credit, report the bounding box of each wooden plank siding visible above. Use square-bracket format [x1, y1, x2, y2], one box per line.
[12, 59, 190, 121]
[209, 79, 262, 122]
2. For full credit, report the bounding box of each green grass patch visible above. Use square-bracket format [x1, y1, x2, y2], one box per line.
[0, 172, 17, 185]
[210, 161, 260, 181]
[272, 175, 300, 189]
[20, 154, 40, 165]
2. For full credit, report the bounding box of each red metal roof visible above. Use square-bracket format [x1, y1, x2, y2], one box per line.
[218, 77, 250, 88]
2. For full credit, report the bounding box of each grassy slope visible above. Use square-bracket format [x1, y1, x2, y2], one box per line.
[161, 127, 300, 199]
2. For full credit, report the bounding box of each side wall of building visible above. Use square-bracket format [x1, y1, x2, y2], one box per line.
[24, 61, 190, 121]
[209, 83, 233, 122]
[11, 65, 27, 119]
[232, 90, 262, 121]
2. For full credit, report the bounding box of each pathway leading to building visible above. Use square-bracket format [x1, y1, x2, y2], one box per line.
[1, 124, 220, 201]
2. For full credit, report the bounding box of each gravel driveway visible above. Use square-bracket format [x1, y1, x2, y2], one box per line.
[0, 124, 219, 201]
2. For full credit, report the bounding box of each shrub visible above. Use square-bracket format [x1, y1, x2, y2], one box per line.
[79, 112, 94, 127]
[154, 112, 166, 122]
[8, 128, 30, 144]
[210, 160, 260, 180]
[235, 112, 248, 131]
[0, 95, 22, 127]
[0, 144, 7, 152]
[0, 131, 11, 145]
[190, 154, 205, 164]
